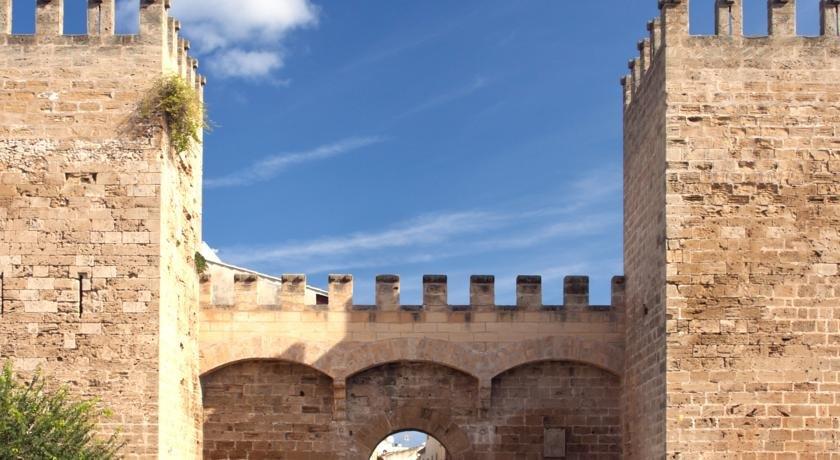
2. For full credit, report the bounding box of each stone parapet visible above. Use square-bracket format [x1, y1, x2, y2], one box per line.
[0, 0, 203, 94]
[200, 262, 626, 315]
[622, 0, 840, 111]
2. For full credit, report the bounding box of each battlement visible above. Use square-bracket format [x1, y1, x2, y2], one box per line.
[199, 262, 626, 357]
[621, 0, 840, 110]
[0, 0, 203, 92]
[199, 262, 625, 314]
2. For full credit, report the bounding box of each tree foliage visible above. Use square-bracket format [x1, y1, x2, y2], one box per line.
[0, 362, 123, 460]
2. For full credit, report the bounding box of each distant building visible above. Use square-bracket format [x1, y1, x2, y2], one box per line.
[370, 436, 423, 460]
[199, 242, 328, 305]
[417, 437, 446, 460]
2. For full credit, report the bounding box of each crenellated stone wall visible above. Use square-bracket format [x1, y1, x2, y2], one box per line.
[198, 263, 626, 458]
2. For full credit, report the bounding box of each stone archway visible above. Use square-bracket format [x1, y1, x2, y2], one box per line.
[200, 359, 339, 459]
[199, 336, 339, 378]
[345, 361, 478, 460]
[352, 407, 474, 460]
[482, 335, 624, 381]
[197, 336, 625, 458]
[488, 360, 622, 457]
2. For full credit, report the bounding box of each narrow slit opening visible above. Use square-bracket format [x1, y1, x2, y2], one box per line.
[496, 285, 515, 308]
[797, 0, 821, 36]
[400, 276, 422, 306]
[591, 277, 613, 307]
[11, 0, 36, 34]
[448, 276, 469, 307]
[743, 0, 770, 36]
[542, 282, 562, 308]
[63, 0, 86, 35]
[690, 0, 717, 35]
[115, 0, 138, 34]
[1, 273, 4, 316]
[78, 273, 85, 317]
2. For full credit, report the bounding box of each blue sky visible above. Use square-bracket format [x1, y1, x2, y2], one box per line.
[198, 0, 636, 305]
[12, 0, 825, 304]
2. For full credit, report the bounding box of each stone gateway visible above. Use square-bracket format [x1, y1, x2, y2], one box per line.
[0, 0, 838, 459]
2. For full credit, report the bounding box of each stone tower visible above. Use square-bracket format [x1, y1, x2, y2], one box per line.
[0, 0, 203, 457]
[623, 0, 840, 458]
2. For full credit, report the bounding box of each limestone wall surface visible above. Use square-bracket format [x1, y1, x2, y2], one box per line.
[623, 0, 840, 457]
[622, 14, 668, 460]
[0, 0, 203, 457]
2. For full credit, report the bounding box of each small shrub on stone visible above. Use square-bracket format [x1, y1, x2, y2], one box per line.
[0, 362, 123, 460]
[140, 75, 209, 154]
[195, 251, 208, 275]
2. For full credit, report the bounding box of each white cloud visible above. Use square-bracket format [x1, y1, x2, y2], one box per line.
[171, 0, 318, 52]
[169, 0, 319, 78]
[207, 49, 283, 79]
[205, 136, 386, 188]
[112, 0, 316, 78]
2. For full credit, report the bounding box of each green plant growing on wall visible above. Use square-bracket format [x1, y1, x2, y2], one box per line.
[195, 251, 208, 275]
[140, 75, 210, 154]
[0, 362, 124, 459]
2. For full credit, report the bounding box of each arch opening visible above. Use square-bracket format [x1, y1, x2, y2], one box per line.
[369, 431, 448, 460]
[346, 361, 476, 458]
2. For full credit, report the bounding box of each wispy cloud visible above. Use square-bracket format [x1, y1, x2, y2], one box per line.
[225, 211, 506, 265]
[221, 207, 614, 270]
[205, 136, 386, 188]
[395, 76, 489, 120]
[339, 29, 447, 74]
[471, 215, 616, 251]
[213, 167, 622, 286]
[289, 216, 615, 275]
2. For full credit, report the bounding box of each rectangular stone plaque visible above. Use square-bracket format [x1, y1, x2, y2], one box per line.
[544, 428, 566, 458]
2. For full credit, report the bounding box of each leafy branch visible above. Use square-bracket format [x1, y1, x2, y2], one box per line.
[0, 362, 124, 459]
